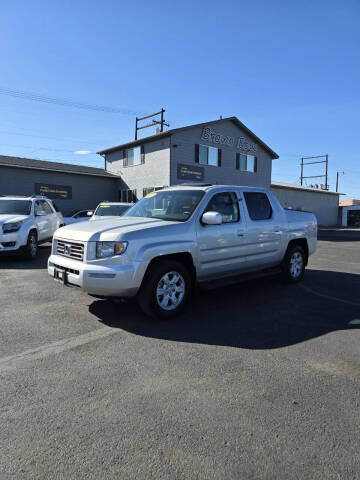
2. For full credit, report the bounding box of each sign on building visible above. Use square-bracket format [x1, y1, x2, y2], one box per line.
[177, 163, 204, 181]
[35, 183, 72, 200]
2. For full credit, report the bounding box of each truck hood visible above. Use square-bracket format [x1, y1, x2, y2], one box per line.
[54, 216, 179, 242]
[0, 214, 28, 226]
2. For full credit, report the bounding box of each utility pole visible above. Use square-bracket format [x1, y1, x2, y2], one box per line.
[336, 171, 345, 192]
[134, 108, 169, 140]
[300, 155, 329, 190]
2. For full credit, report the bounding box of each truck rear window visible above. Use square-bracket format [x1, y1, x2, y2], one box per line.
[244, 192, 272, 220]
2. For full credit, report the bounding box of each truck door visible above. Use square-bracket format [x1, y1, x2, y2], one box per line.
[241, 190, 283, 270]
[196, 191, 247, 280]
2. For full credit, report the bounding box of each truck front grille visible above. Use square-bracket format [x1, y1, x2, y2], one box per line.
[57, 240, 84, 261]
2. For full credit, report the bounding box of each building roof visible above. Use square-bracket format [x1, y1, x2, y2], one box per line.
[0, 155, 118, 178]
[271, 181, 342, 196]
[97, 116, 279, 159]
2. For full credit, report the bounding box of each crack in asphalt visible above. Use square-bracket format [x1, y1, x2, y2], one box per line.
[0, 327, 118, 374]
[299, 284, 360, 308]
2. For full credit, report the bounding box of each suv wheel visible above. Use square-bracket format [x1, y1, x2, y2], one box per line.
[281, 245, 305, 283]
[23, 231, 38, 259]
[138, 260, 191, 319]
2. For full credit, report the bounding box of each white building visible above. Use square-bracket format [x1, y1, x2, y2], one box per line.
[271, 182, 341, 226]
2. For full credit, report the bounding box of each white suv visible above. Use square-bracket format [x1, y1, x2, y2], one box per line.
[0, 195, 64, 259]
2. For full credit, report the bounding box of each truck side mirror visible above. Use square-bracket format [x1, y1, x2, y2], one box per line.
[202, 211, 222, 225]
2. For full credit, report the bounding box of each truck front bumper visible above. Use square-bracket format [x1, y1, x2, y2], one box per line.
[48, 254, 144, 297]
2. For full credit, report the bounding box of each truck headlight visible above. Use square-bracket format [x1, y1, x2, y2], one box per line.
[3, 221, 23, 233]
[96, 241, 128, 258]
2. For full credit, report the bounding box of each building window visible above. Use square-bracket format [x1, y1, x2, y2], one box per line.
[243, 192, 272, 220]
[120, 189, 137, 203]
[195, 144, 221, 167]
[123, 145, 144, 167]
[236, 153, 257, 172]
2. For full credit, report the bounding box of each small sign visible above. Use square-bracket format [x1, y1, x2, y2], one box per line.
[177, 163, 204, 182]
[35, 183, 72, 200]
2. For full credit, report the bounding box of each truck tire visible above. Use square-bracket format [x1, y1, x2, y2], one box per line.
[22, 230, 38, 259]
[138, 260, 191, 319]
[281, 244, 305, 283]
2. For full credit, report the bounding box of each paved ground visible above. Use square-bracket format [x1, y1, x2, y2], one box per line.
[0, 230, 360, 480]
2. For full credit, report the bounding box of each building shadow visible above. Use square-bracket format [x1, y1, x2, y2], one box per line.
[0, 244, 51, 270]
[90, 269, 360, 350]
[318, 229, 360, 242]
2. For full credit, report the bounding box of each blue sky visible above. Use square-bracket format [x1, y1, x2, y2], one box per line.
[0, 0, 359, 197]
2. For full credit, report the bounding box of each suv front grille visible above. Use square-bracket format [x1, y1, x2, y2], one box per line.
[57, 240, 84, 261]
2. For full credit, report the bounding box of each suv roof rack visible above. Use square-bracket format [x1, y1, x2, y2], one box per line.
[0, 194, 32, 198]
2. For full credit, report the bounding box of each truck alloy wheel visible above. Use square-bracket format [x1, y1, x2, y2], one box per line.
[138, 260, 191, 319]
[289, 251, 303, 280]
[282, 245, 305, 283]
[156, 271, 186, 311]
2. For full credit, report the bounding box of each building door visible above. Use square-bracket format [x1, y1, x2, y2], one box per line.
[119, 189, 137, 203]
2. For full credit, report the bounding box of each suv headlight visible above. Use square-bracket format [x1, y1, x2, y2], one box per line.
[3, 221, 23, 233]
[96, 241, 128, 258]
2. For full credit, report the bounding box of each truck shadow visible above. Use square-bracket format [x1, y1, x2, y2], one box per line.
[90, 269, 360, 350]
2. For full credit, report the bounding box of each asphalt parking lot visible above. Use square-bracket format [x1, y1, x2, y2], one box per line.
[1, 230, 360, 480]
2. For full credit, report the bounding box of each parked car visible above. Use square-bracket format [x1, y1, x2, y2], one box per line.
[63, 209, 93, 225]
[90, 202, 133, 220]
[48, 185, 317, 318]
[0, 195, 64, 258]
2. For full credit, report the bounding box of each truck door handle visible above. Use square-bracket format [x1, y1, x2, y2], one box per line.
[237, 230, 244, 237]
[273, 227, 281, 233]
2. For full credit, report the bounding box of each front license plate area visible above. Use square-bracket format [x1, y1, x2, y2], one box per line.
[54, 268, 67, 285]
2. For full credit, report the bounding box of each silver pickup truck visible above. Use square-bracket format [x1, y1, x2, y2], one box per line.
[48, 185, 317, 318]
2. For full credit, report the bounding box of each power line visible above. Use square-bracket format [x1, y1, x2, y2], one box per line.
[0, 129, 109, 146]
[0, 87, 142, 115]
[0, 142, 79, 153]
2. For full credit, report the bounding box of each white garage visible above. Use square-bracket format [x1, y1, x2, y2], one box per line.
[340, 205, 360, 227]
[271, 182, 341, 227]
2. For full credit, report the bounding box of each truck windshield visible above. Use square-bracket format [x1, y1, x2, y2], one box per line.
[0, 200, 32, 215]
[94, 204, 130, 217]
[126, 190, 205, 222]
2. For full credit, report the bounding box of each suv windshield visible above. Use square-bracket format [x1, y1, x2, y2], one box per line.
[0, 199, 32, 215]
[126, 190, 205, 222]
[94, 204, 130, 217]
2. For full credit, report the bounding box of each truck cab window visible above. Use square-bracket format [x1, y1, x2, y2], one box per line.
[204, 192, 239, 223]
[244, 192, 272, 220]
